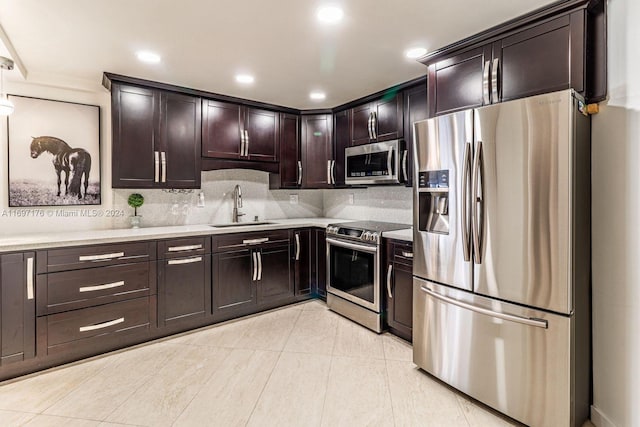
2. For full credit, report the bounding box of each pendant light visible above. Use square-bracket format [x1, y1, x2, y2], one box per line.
[0, 56, 15, 116]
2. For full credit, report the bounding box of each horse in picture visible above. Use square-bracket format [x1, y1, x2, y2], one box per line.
[29, 136, 92, 199]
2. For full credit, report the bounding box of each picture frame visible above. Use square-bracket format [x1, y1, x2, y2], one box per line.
[7, 95, 101, 207]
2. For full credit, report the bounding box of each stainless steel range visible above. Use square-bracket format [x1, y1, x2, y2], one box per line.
[326, 220, 409, 332]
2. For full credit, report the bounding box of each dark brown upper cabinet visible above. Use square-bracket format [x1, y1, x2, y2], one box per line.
[300, 114, 334, 189]
[332, 109, 350, 187]
[202, 99, 279, 163]
[350, 93, 404, 146]
[111, 83, 202, 189]
[1, 252, 36, 366]
[270, 113, 301, 189]
[422, 1, 606, 117]
[403, 84, 428, 187]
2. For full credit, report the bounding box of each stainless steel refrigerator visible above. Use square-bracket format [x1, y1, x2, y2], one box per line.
[412, 89, 591, 427]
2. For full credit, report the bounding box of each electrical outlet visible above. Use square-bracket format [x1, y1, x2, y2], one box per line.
[289, 194, 299, 205]
[348, 194, 354, 205]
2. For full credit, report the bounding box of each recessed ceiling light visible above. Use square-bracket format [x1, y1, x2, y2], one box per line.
[310, 91, 326, 101]
[235, 74, 255, 84]
[317, 5, 344, 24]
[136, 50, 161, 64]
[405, 47, 428, 59]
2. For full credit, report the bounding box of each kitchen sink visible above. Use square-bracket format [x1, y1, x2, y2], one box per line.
[210, 221, 275, 228]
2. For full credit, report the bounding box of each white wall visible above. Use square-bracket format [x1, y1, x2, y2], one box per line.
[590, 1, 640, 426]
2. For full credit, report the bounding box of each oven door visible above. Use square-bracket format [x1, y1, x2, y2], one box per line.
[326, 237, 380, 312]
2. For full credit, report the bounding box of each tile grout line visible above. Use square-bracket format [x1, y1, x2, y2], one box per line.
[317, 310, 341, 427]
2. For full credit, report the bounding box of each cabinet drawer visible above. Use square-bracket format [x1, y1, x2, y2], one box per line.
[393, 244, 414, 266]
[212, 230, 290, 252]
[36, 262, 155, 316]
[43, 297, 151, 355]
[158, 237, 210, 259]
[39, 241, 156, 273]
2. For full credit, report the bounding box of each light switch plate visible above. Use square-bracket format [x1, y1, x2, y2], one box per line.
[290, 194, 299, 205]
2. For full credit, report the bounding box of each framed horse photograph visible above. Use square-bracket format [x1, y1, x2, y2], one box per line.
[7, 95, 101, 207]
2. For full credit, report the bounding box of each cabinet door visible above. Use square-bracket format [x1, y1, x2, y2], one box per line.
[257, 244, 293, 304]
[294, 229, 312, 295]
[385, 243, 413, 342]
[351, 103, 373, 146]
[427, 45, 492, 117]
[1, 253, 35, 365]
[202, 99, 242, 159]
[277, 113, 300, 188]
[375, 93, 403, 142]
[403, 85, 428, 187]
[212, 249, 255, 313]
[246, 108, 279, 162]
[301, 115, 333, 189]
[111, 84, 159, 188]
[333, 109, 350, 187]
[158, 254, 211, 328]
[494, 15, 575, 103]
[312, 229, 327, 298]
[160, 92, 202, 188]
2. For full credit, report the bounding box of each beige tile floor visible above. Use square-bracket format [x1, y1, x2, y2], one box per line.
[0, 300, 592, 427]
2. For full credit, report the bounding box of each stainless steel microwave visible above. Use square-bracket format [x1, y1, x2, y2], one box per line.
[345, 140, 405, 185]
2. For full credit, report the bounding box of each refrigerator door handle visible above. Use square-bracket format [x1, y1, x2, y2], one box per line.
[472, 140, 483, 264]
[482, 60, 491, 104]
[461, 142, 472, 262]
[420, 285, 548, 329]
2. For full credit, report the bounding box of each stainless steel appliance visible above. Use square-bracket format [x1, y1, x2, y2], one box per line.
[412, 90, 591, 427]
[345, 140, 406, 185]
[326, 220, 410, 332]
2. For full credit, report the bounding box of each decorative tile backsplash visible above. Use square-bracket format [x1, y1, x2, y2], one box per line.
[323, 187, 413, 225]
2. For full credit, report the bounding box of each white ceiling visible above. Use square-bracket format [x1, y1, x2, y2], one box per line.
[0, 0, 557, 109]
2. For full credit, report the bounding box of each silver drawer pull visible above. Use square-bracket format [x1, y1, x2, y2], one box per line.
[168, 256, 202, 265]
[79, 281, 125, 293]
[243, 237, 269, 245]
[168, 244, 202, 252]
[79, 252, 125, 262]
[26, 257, 34, 300]
[79, 317, 125, 332]
[401, 251, 413, 258]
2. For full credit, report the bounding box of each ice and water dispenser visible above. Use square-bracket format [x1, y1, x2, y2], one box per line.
[418, 170, 450, 234]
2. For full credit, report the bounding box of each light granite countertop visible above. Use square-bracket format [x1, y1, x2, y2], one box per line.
[0, 218, 351, 253]
[381, 228, 413, 243]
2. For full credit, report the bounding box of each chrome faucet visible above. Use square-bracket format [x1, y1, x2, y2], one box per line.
[232, 184, 245, 223]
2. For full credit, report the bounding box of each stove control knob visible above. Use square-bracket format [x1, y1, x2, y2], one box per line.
[362, 231, 371, 241]
[371, 233, 379, 243]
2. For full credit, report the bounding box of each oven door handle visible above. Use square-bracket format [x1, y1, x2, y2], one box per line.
[326, 237, 378, 254]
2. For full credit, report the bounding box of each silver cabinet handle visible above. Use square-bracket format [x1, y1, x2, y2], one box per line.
[154, 151, 160, 183]
[491, 58, 500, 103]
[482, 60, 491, 104]
[80, 280, 125, 293]
[168, 244, 202, 252]
[330, 160, 336, 185]
[401, 251, 413, 258]
[295, 233, 300, 261]
[240, 128, 246, 156]
[387, 147, 393, 177]
[471, 141, 483, 264]
[461, 142, 472, 262]
[367, 112, 372, 139]
[244, 130, 250, 156]
[252, 251, 258, 281]
[372, 111, 378, 140]
[420, 285, 548, 329]
[297, 160, 303, 185]
[257, 251, 263, 281]
[161, 151, 167, 183]
[401, 150, 408, 182]
[79, 317, 125, 333]
[26, 257, 34, 300]
[79, 252, 124, 262]
[168, 256, 202, 265]
[386, 264, 393, 299]
[243, 237, 269, 245]
[326, 160, 331, 184]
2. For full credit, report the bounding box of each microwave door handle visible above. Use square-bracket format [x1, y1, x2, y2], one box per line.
[461, 142, 472, 262]
[387, 147, 393, 177]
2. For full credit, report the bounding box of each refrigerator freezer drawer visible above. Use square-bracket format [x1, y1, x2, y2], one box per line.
[413, 278, 585, 427]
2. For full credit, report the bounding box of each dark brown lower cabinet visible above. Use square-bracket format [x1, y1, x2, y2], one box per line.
[293, 229, 312, 295]
[385, 240, 413, 342]
[312, 229, 327, 298]
[0, 252, 36, 365]
[212, 249, 256, 314]
[256, 244, 293, 304]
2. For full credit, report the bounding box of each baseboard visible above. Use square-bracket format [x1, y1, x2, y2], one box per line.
[591, 405, 617, 427]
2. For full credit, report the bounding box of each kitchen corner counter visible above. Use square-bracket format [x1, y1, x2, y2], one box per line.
[0, 218, 349, 253]
[382, 228, 413, 242]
